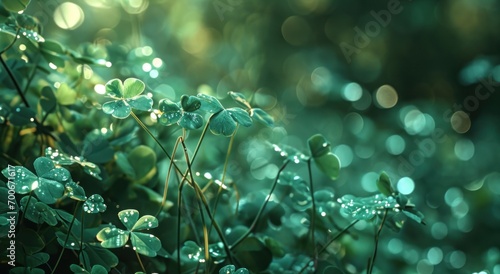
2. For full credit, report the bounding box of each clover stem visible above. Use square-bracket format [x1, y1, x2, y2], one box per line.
[0, 52, 30, 107]
[306, 159, 317, 261]
[208, 126, 238, 235]
[230, 159, 291, 250]
[135, 251, 147, 273]
[179, 138, 234, 265]
[79, 210, 86, 267]
[367, 209, 389, 274]
[52, 202, 80, 274]
[130, 111, 171, 159]
[155, 136, 182, 218]
[298, 219, 359, 274]
[189, 119, 210, 163]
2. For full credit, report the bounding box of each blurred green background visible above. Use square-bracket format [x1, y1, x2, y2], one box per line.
[20, 0, 500, 273]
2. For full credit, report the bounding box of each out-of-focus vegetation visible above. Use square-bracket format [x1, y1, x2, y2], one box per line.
[1, 0, 500, 273]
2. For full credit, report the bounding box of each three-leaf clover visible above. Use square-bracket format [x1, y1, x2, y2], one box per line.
[83, 194, 107, 214]
[2, 157, 71, 204]
[197, 93, 252, 136]
[228, 91, 274, 127]
[157, 95, 204, 130]
[97, 209, 161, 257]
[101, 78, 153, 119]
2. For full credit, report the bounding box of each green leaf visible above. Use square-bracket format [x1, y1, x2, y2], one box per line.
[180, 241, 203, 265]
[158, 99, 182, 126]
[10, 267, 44, 274]
[251, 108, 274, 127]
[220, 265, 236, 274]
[105, 79, 124, 98]
[227, 107, 252, 127]
[79, 244, 118, 272]
[70, 264, 91, 274]
[228, 91, 250, 108]
[39, 39, 66, 54]
[45, 147, 102, 180]
[41, 50, 66, 68]
[179, 112, 203, 130]
[65, 182, 86, 201]
[34, 202, 57, 225]
[83, 194, 107, 214]
[40, 86, 56, 113]
[197, 93, 224, 113]
[127, 145, 157, 183]
[56, 83, 77, 105]
[210, 110, 236, 136]
[123, 78, 145, 98]
[313, 152, 340, 180]
[115, 151, 136, 178]
[219, 265, 250, 274]
[180, 95, 201, 112]
[131, 214, 158, 231]
[55, 230, 82, 250]
[118, 209, 140, 231]
[90, 265, 108, 274]
[2, 0, 31, 12]
[337, 194, 399, 221]
[308, 134, 331, 158]
[102, 100, 131, 119]
[127, 95, 153, 112]
[130, 232, 162, 257]
[25, 252, 49, 268]
[233, 237, 272, 272]
[376, 172, 394, 196]
[8, 106, 36, 126]
[96, 226, 129, 248]
[385, 212, 407, 233]
[264, 237, 286, 258]
[82, 132, 114, 164]
[17, 228, 45, 254]
[2, 166, 37, 194]
[402, 208, 426, 225]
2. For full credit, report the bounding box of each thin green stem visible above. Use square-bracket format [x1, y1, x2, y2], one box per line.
[230, 159, 291, 250]
[367, 209, 389, 274]
[298, 219, 359, 274]
[1, 53, 30, 107]
[306, 159, 317, 261]
[209, 126, 237, 235]
[180, 138, 234, 265]
[51, 202, 80, 274]
[155, 136, 182, 218]
[130, 111, 172, 160]
[135, 251, 147, 273]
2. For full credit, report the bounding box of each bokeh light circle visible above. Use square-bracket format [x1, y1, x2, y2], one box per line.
[375, 84, 398, 108]
[54, 2, 84, 30]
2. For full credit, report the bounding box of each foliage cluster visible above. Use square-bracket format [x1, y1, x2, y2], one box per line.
[0, 1, 431, 273]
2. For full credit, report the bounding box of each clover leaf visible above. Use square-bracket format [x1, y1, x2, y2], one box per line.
[102, 78, 153, 119]
[308, 134, 340, 180]
[65, 182, 86, 201]
[228, 91, 274, 127]
[97, 209, 161, 257]
[337, 194, 400, 221]
[45, 147, 103, 180]
[2, 157, 70, 204]
[83, 194, 107, 214]
[197, 94, 252, 136]
[219, 265, 249, 274]
[157, 95, 203, 130]
[20, 196, 57, 225]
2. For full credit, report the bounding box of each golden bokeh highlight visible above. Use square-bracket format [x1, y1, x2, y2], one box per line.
[375, 84, 398, 108]
[450, 111, 471, 134]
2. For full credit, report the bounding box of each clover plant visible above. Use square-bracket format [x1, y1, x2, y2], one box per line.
[0, 1, 427, 273]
